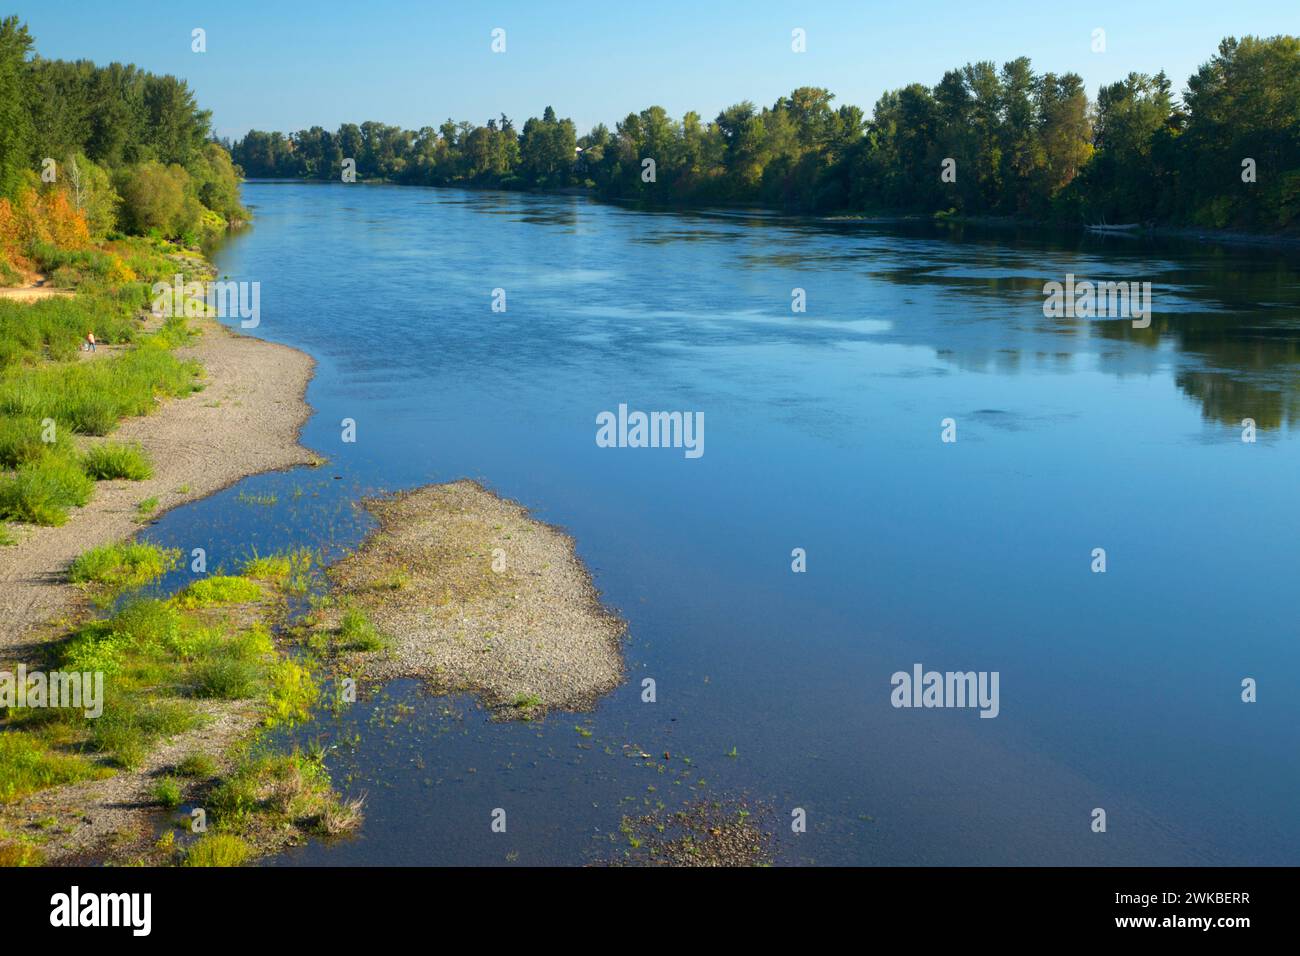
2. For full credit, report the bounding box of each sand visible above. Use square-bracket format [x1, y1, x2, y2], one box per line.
[0, 317, 317, 650]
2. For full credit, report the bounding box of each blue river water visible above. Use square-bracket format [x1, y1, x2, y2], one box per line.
[140, 181, 1300, 865]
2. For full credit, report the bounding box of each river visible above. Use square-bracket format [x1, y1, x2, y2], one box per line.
[143, 181, 1300, 865]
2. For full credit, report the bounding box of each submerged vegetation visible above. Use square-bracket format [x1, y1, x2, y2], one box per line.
[233, 35, 1300, 231]
[610, 799, 776, 867]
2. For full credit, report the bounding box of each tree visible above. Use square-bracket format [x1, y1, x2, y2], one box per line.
[0, 16, 34, 199]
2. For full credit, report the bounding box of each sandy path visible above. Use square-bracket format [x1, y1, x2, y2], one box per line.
[0, 317, 317, 649]
[0, 274, 74, 303]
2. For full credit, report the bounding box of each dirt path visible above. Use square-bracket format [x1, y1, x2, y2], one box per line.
[0, 274, 74, 303]
[0, 317, 317, 650]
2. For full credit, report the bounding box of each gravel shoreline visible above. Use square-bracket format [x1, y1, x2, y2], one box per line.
[329, 481, 627, 716]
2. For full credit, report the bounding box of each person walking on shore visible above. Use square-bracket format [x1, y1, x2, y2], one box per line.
[86, 331, 95, 352]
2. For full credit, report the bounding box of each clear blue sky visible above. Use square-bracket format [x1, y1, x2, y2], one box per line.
[13, 1, 1299, 140]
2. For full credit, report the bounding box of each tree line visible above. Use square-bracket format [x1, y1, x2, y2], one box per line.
[231, 35, 1299, 232]
[0, 13, 245, 269]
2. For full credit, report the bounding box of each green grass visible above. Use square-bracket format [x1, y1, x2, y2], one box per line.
[510, 693, 544, 719]
[0, 733, 107, 804]
[0, 839, 45, 866]
[176, 752, 216, 778]
[68, 540, 179, 593]
[236, 491, 277, 507]
[175, 576, 264, 609]
[0, 242, 201, 531]
[191, 658, 263, 699]
[264, 659, 319, 726]
[81, 442, 153, 481]
[87, 697, 205, 770]
[241, 548, 313, 592]
[0, 525, 14, 546]
[152, 775, 183, 808]
[0, 415, 74, 469]
[337, 607, 388, 651]
[0, 457, 95, 525]
[0, 291, 138, 371]
[135, 496, 159, 518]
[209, 747, 360, 837]
[0, 342, 200, 436]
[182, 833, 252, 867]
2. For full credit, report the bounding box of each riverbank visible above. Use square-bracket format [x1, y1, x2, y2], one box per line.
[0, 316, 317, 649]
[919, 212, 1300, 250]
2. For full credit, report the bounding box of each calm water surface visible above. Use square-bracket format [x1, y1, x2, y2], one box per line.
[143, 182, 1300, 865]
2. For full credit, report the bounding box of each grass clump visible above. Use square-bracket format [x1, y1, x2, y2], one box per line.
[81, 441, 153, 480]
[0, 415, 73, 468]
[510, 693, 544, 720]
[0, 457, 94, 525]
[264, 659, 319, 726]
[0, 839, 45, 866]
[176, 752, 216, 778]
[337, 607, 388, 652]
[210, 747, 362, 838]
[241, 548, 313, 592]
[68, 540, 179, 593]
[190, 658, 263, 699]
[175, 576, 264, 609]
[183, 833, 252, 867]
[152, 775, 182, 808]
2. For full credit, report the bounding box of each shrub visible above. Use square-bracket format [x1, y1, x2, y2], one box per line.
[115, 162, 202, 239]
